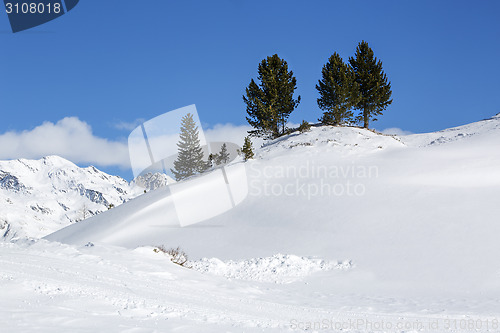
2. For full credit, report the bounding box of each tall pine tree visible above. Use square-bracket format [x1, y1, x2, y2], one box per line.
[170, 113, 207, 181]
[349, 41, 392, 128]
[243, 54, 301, 139]
[316, 52, 360, 125]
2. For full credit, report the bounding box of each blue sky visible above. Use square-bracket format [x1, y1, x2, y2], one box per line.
[0, 0, 499, 179]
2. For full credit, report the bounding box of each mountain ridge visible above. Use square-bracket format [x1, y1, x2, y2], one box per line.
[0, 156, 172, 239]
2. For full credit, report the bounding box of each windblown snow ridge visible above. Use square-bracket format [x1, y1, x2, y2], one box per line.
[189, 254, 353, 284]
[401, 113, 500, 147]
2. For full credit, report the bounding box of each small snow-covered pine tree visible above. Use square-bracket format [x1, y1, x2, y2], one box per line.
[298, 120, 311, 133]
[171, 113, 208, 181]
[216, 143, 230, 165]
[241, 136, 254, 161]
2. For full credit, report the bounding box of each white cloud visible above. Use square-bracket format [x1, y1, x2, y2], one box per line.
[203, 123, 252, 146]
[0, 117, 270, 171]
[380, 127, 413, 136]
[112, 118, 146, 131]
[204, 123, 267, 151]
[0, 117, 131, 168]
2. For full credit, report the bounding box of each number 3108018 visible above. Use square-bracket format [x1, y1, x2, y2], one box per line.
[5, 2, 62, 14]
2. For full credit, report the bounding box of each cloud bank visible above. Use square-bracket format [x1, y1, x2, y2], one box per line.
[204, 123, 253, 146]
[0, 118, 257, 169]
[0, 117, 414, 170]
[0, 117, 131, 168]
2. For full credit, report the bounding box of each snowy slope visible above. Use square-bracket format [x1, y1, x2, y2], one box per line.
[2, 115, 500, 332]
[0, 156, 172, 240]
[3, 239, 499, 333]
[45, 116, 500, 294]
[43, 127, 406, 248]
[402, 113, 500, 147]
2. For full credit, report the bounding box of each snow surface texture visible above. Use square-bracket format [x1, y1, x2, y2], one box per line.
[190, 254, 353, 284]
[0, 156, 171, 240]
[2, 114, 500, 332]
[3, 240, 499, 333]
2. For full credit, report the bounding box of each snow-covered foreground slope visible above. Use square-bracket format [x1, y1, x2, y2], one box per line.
[2, 114, 500, 332]
[2, 240, 499, 333]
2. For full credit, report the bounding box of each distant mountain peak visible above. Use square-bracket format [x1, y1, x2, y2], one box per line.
[132, 172, 175, 191]
[0, 156, 144, 240]
[42, 155, 75, 164]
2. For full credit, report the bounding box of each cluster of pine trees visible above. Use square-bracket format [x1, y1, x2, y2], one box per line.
[170, 113, 254, 181]
[171, 113, 232, 181]
[244, 41, 392, 138]
[170, 41, 391, 181]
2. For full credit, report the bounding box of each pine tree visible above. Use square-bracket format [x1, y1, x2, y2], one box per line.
[298, 120, 311, 133]
[243, 54, 301, 139]
[216, 143, 230, 165]
[171, 113, 207, 181]
[241, 136, 254, 161]
[349, 41, 392, 128]
[316, 52, 359, 125]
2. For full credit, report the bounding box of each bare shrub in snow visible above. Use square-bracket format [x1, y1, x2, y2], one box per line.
[154, 246, 190, 267]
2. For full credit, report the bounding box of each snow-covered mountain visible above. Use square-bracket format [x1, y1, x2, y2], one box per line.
[0, 156, 172, 240]
[130, 171, 175, 190]
[1, 114, 500, 332]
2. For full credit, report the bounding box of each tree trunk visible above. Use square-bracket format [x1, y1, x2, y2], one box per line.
[363, 110, 369, 128]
